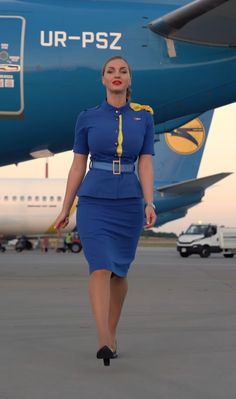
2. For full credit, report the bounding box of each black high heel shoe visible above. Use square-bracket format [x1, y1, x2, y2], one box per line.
[111, 340, 118, 359]
[96, 345, 114, 366]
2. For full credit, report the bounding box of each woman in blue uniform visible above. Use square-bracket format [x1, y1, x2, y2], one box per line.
[55, 56, 156, 366]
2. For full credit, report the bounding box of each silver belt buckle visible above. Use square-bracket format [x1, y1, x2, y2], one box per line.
[112, 159, 121, 175]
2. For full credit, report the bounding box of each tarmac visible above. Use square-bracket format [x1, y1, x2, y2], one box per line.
[0, 247, 236, 399]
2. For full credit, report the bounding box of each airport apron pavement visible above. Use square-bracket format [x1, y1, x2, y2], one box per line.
[0, 247, 236, 399]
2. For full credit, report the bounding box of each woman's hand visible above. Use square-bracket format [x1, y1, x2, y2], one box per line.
[54, 211, 70, 231]
[144, 205, 157, 229]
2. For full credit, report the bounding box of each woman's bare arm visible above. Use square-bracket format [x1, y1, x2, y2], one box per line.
[54, 153, 88, 229]
[62, 153, 88, 213]
[137, 154, 154, 204]
[138, 154, 156, 228]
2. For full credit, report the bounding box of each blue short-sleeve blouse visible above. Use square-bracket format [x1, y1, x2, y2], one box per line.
[73, 100, 155, 199]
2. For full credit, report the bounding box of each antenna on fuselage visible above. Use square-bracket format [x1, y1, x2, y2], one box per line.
[29, 148, 54, 179]
[45, 158, 49, 179]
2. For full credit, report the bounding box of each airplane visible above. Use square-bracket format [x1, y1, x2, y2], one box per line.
[0, 178, 76, 237]
[0, 0, 236, 167]
[0, 109, 231, 238]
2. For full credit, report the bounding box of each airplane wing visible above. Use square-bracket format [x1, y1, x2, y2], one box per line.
[157, 172, 232, 195]
[148, 0, 236, 47]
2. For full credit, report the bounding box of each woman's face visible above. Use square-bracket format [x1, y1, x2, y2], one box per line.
[102, 58, 131, 96]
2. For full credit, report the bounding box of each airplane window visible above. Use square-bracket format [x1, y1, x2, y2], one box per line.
[4, 196, 8, 201]
[42, 196, 47, 201]
[50, 196, 54, 201]
[20, 196, 25, 201]
[12, 196, 17, 201]
[35, 196, 39, 202]
[57, 196, 62, 202]
[28, 196, 32, 201]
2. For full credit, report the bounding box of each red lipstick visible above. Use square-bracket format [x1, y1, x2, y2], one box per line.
[112, 80, 122, 85]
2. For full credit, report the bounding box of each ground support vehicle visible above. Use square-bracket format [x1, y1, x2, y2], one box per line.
[177, 224, 236, 258]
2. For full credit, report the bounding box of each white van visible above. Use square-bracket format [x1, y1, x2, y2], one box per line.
[177, 224, 236, 258]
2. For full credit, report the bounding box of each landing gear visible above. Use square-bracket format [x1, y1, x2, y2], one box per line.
[15, 237, 32, 252]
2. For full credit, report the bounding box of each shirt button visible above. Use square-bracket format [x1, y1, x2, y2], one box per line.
[115, 110, 119, 114]
[115, 142, 117, 145]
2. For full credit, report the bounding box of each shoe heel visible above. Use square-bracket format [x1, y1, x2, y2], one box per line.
[97, 345, 113, 367]
[103, 358, 110, 366]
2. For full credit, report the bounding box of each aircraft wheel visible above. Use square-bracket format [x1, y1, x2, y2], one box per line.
[200, 246, 210, 258]
[0, 247, 6, 253]
[224, 253, 234, 258]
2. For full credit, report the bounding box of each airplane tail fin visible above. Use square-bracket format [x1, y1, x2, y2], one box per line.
[153, 110, 214, 187]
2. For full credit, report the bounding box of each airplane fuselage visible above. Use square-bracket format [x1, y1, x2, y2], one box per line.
[0, 178, 75, 236]
[0, 177, 204, 236]
[1, 0, 236, 165]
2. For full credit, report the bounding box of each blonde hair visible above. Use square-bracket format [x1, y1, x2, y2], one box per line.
[102, 56, 132, 99]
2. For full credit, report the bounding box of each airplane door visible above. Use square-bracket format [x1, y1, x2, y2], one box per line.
[0, 16, 25, 117]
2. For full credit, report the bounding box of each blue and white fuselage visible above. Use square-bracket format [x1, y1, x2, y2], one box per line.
[0, 0, 235, 229]
[0, 0, 236, 165]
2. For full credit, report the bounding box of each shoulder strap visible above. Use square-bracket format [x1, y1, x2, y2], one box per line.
[129, 102, 154, 115]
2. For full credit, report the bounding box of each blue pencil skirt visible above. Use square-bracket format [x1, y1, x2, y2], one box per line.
[76, 196, 144, 277]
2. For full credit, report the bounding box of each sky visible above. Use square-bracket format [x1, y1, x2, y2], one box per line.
[0, 103, 235, 235]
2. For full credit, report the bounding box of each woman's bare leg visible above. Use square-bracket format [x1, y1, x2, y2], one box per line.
[109, 275, 128, 350]
[89, 269, 112, 348]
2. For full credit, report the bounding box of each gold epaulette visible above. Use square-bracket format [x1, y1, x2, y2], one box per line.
[129, 102, 154, 115]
